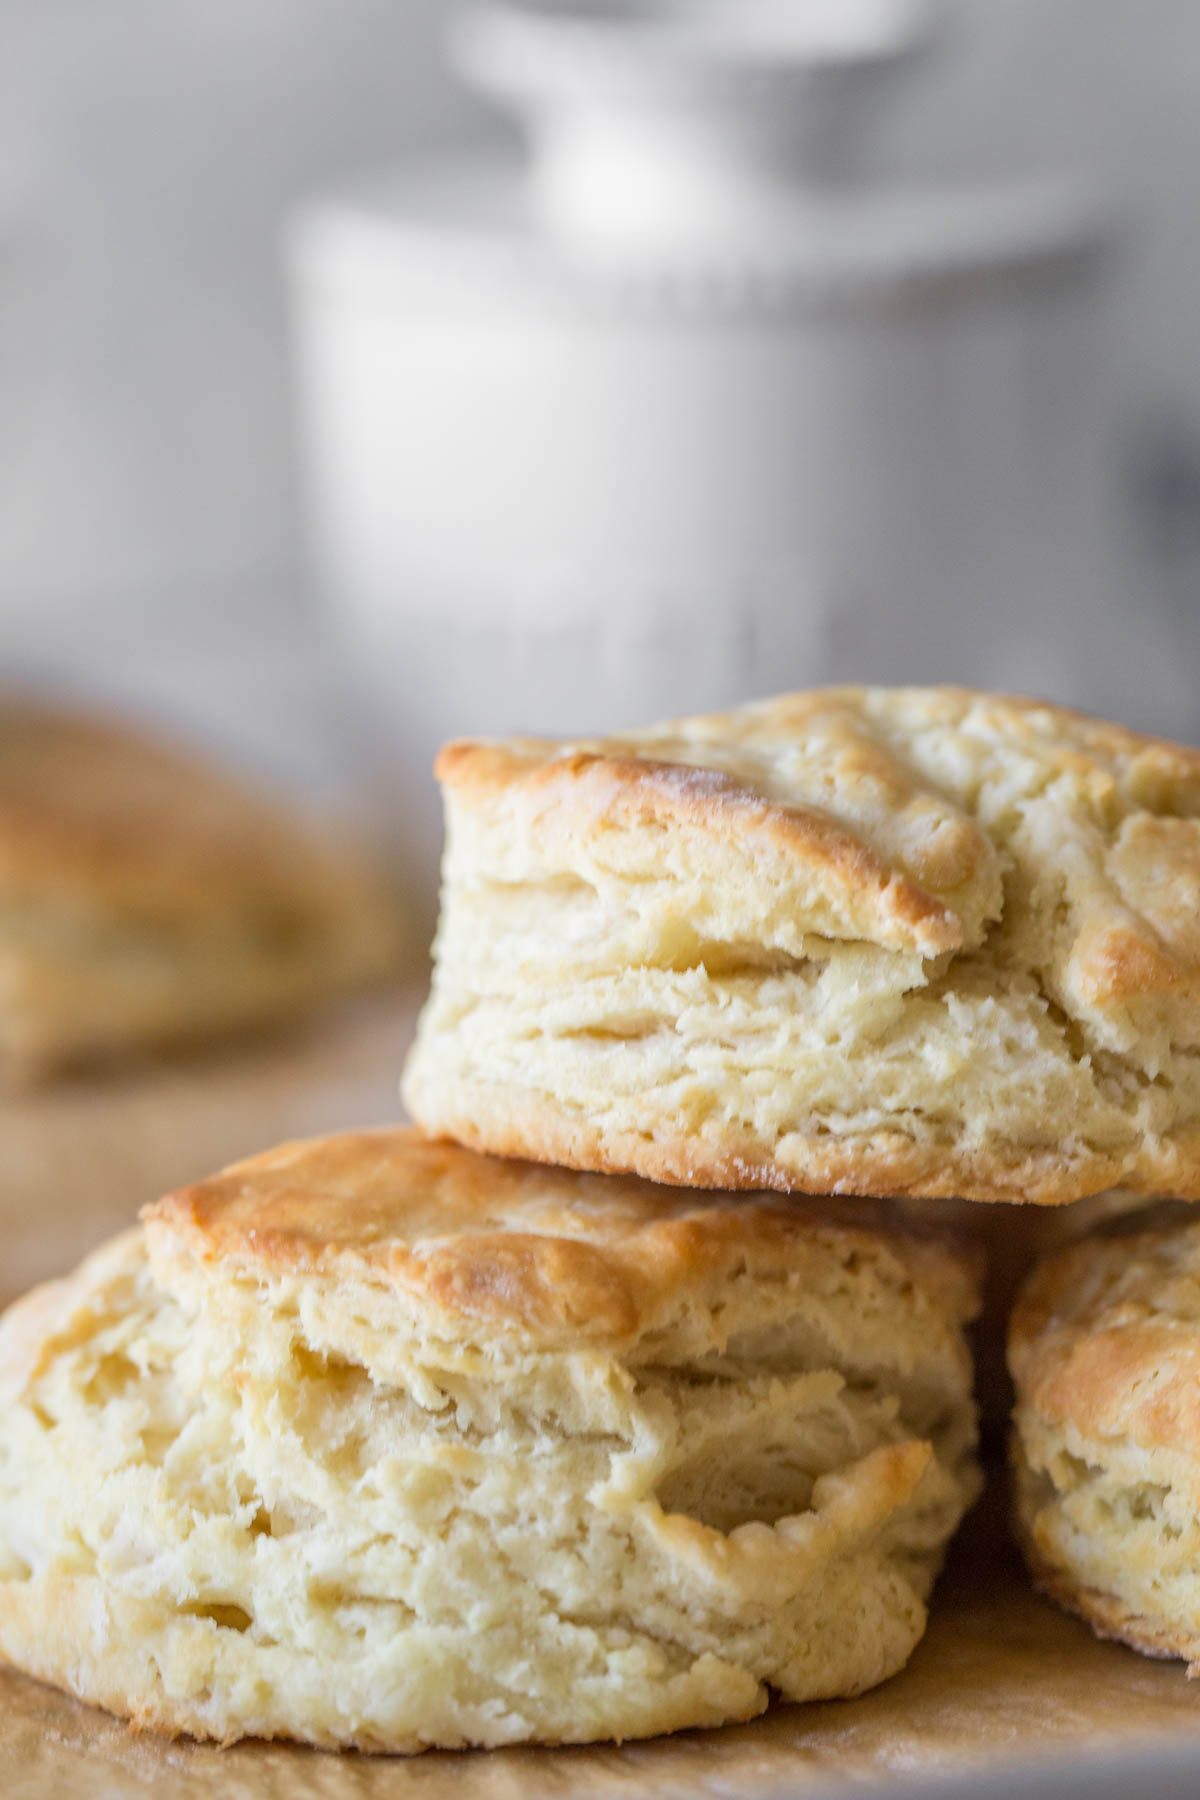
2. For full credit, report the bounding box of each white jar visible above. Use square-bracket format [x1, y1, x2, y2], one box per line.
[288, 0, 1115, 895]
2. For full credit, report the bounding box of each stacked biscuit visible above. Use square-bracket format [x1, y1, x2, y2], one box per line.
[405, 687, 1200, 1204]
[3, 685, 1200, 1750]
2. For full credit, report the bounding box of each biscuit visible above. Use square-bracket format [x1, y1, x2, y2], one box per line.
[0, 703, 397, 1075]
[0, 1128, 980, 1750]
[1010, 1203, 1200, 1667]
[404, 686, 1200, 1204]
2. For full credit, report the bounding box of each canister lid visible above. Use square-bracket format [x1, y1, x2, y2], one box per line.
[289, 0, 1112, 316]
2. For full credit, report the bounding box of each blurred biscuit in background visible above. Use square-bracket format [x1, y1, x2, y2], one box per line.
[0, 700, 401, 1079]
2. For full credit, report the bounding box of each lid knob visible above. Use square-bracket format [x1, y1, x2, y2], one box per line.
[451, 0, 942, 249]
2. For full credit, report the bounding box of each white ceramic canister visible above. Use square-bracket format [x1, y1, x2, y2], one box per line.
[288, 0, 1116, 898]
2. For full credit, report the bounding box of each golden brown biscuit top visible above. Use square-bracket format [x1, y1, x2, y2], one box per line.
[435, 686, 1200, 1015]
[0, 702, 375, 934]
[1010, 1204, 1200, 1454]
[146, 1127, 980, 1346]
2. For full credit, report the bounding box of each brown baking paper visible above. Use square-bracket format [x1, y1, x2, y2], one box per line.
[2, 990, 1199, 1796]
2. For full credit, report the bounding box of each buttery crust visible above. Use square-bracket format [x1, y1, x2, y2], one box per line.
[0, 1128, 981, 1749]
[1010, 1205, 1200, 1670]
[406, 686, 1200, 1204]
[0, 702, 398, 1074]
[147, 1126, 980, 1349]
[433, 740, 986, 957]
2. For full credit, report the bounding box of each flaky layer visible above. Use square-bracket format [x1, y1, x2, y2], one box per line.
[1010, 1206, 1200, 1667]
[405, 687, 1200, 1203]
[0, 1167, 979, 1749]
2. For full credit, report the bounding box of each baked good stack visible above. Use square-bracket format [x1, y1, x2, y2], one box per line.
[401, 685, 1200, 1681]
[3, 683, 1200, 1750]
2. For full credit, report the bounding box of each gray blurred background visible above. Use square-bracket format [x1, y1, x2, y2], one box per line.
[0, 0, 1197, 795]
